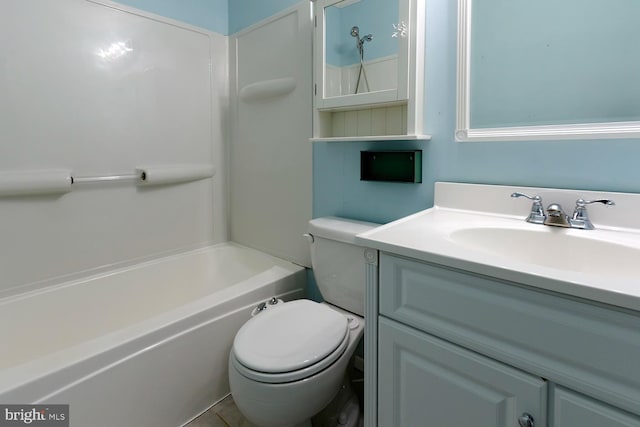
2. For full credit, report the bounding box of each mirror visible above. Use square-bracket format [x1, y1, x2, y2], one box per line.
[324, 0, 399, 97]
[314, 0, 412, 110]
[457, 0, 640, 141]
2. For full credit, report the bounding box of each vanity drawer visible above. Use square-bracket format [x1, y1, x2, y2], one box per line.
[379, 253, 640, 415]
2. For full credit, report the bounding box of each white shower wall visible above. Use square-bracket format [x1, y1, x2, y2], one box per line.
[229, 2, 313, 267]
[0, 0, 228, 296]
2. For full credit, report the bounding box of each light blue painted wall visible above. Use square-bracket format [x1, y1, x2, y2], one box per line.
[228, 0, 302, 35]
[325, 0, 398, 66]
[314, 0, 640, 225]
[116, 0, 228, 34]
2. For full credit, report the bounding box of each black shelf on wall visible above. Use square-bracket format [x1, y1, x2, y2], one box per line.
[360, 150, 422, 183]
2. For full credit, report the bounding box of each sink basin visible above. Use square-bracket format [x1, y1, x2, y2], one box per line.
[449, 227, 640, 279]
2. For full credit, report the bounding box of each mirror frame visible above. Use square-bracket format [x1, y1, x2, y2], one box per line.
[314, 0, 415, 110]
[456, 0, 640, 142]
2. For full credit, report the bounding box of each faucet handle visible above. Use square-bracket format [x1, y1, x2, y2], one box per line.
[511, 192, 541, 202]
[511, 192, 545, 224]
[575, 198, 615, 208]
[570, 198, 615, 230]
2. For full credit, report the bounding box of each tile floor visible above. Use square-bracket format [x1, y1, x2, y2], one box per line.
[185, 394, 364, 427]
[187, 367, 364, 427]
[186, 395, 255, 427]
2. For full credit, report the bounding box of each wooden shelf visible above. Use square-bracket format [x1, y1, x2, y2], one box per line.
[310, 134, 431, 143]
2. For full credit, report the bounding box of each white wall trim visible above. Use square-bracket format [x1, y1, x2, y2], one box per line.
[455, 0, 640, 142]
[364, 250, 379, 427]
[456, 121, 640, 142]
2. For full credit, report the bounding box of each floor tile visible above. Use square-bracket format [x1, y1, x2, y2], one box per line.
[214, 396, 255, 427]
[185, 395, 255, 427]
[187, 408, 228, 427]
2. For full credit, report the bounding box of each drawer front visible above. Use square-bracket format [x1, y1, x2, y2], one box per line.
[379, 317, 547, 427]
[551, 386, 640, 427]
[379, 253, 640, 415]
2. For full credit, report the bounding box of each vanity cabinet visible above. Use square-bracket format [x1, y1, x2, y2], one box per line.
[370, 253, 640, 427]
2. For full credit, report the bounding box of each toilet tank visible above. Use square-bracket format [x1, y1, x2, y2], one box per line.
[308, 217, 379, 316]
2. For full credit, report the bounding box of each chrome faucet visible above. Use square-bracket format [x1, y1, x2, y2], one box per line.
[511, 193, 615, 230]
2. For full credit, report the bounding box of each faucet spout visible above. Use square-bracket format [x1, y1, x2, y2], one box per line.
[543, 203, 570, 227]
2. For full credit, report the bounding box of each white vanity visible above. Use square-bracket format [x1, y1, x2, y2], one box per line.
[358, 182, 640, 427]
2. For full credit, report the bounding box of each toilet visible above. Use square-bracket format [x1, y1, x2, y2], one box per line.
[228, 216, 378, 427]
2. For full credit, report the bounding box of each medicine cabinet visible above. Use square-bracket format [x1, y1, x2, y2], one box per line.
[312, 0, 429, 142]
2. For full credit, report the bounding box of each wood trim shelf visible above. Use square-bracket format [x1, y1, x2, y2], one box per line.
[310, 134, 431, 143]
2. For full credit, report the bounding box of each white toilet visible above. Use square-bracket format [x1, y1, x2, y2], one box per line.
[228, 216, 378, 427]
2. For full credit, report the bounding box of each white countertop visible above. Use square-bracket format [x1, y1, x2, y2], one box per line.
[356, 182, 640, 312]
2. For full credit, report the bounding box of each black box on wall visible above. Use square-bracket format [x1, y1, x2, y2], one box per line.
[360, 150, 422, 183]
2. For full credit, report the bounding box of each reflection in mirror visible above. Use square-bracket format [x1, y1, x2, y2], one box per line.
[457, 0, 640, 141]
[472, 0, 640, 128]
[324, 0, 399, 98]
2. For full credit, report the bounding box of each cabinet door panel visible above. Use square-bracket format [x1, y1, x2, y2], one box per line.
[552, 386, 640, 427]
[378, 317, 547, 427]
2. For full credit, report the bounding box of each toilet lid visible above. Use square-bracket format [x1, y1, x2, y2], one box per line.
[233, 300, 349, 373]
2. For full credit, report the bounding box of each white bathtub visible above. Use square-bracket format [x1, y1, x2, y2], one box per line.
[0, 243, 306, 427]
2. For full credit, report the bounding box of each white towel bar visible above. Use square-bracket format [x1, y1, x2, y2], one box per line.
[71, 173, 141, 184]
[0, 165, 215, 197]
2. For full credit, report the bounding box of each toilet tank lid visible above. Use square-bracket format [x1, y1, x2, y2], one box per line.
[308, 216, 380, 245]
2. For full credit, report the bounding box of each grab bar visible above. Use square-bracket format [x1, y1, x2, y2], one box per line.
[71, 173, 140, 184]
[0, 165, 216, 197]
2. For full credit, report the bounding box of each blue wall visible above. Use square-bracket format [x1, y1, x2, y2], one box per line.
[116, 0, 228, 34]
[228, 0, 302, 35]
[314, 0, 640, 225]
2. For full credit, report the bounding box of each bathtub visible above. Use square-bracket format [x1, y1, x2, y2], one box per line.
[0, 242, 306, 427]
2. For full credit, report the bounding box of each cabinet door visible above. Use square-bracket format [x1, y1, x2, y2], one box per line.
[378, 317, 547, 427]
[551, 386, 640, 427]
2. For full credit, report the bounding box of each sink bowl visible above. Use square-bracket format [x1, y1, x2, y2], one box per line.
[449, 227, 640, 279]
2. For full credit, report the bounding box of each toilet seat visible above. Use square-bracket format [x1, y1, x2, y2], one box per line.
[232, 300, 350, 384]
[231, 331, 348, 383]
